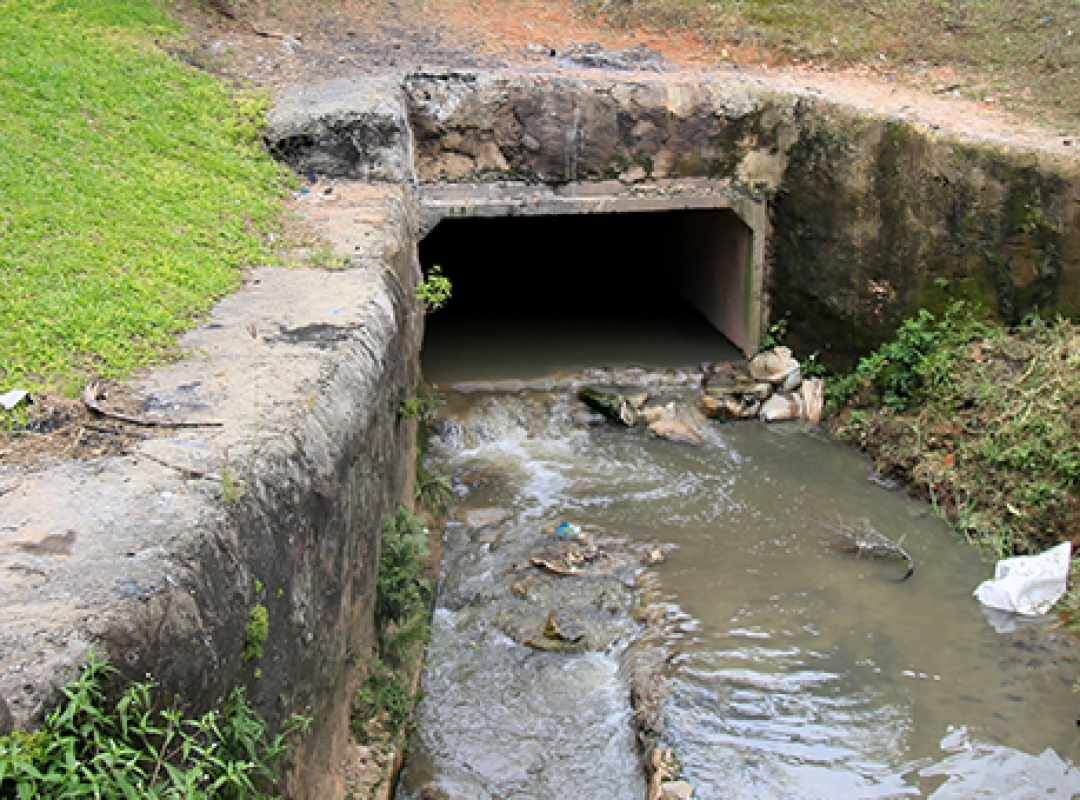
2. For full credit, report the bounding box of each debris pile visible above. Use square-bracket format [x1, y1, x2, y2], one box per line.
[575, 347, 825, 442]
[701, 346, 823, 423]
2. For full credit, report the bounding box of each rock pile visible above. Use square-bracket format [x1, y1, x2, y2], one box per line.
[701, 346, 823, 423]
[575, 347, 825, 444]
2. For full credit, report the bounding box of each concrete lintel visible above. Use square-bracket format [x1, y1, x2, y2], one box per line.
[419, 179, 739, 230]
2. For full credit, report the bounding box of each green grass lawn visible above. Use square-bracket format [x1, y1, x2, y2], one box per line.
[0, 0, 292, 397]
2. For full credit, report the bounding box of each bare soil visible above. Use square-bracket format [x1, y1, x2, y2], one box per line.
[175, 0, 1077, 152]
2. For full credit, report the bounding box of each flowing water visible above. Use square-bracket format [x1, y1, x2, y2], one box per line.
[398, 310, 1080, 799]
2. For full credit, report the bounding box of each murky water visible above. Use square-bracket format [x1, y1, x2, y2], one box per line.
[400, 313, 1080, 799]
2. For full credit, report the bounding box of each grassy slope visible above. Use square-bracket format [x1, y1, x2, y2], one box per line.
[577, 0, 1080, 130]
[0, 0, 291, 396]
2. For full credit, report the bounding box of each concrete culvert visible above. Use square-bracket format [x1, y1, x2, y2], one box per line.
[418, 209, 754, 383]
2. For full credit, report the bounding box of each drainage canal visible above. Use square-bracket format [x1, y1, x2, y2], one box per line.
[396, 212, 1080, 799]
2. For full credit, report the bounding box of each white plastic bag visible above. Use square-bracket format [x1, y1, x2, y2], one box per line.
[973, 541, 1072, 616]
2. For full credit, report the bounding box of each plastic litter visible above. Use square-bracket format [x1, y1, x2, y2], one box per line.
[0, 390, 30, 411]
[760, 392, 804, 422]
[554, 522, 583, 539]
[973, 541, 1072, 616]
[748, 346, 800, 385]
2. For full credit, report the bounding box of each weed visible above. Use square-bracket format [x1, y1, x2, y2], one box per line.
[416, 265, 452, 314]
[829, 302, 1080, 557]
[244, 603, 269, 663]
[351, 658, 420, 743]
[376, 506, 432, 652]
[759, 315, 790, 351]
[827, 303, 990, 413]
[416, 456, 453, 512]
[0, 652, 308, 797]
[303, 242, 349, 270]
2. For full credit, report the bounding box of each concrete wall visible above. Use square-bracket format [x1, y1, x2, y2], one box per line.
[266, 70, 1080, 364]
[0, 185, 424, 799]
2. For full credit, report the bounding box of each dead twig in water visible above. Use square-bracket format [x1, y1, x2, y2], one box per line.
[82, 382, 223, 429]
[819, 515, 915, 581]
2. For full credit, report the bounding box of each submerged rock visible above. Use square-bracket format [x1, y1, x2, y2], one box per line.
[543, 610, 586, 642]
[578, 387, 638, 426]
[460, 507, 510, 529]
[660, 780, 695, 799]
[647, 419, 703, 446]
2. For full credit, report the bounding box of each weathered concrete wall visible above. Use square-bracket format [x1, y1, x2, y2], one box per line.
[268, 70, 1080, 364]
[769, 119, 1080, 362]
[0, 185, 423, 799]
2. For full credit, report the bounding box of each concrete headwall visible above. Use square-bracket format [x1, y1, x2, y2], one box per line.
[268, 70, 1080, 364]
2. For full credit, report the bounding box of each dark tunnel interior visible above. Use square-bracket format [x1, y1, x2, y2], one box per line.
[418, 210, 749, 383]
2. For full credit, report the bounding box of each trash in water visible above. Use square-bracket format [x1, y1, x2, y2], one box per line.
[759, 392, 804, 422]
[578, 387, 641, 426]
[555, 522, 583, 539]
[748, 346, 800, 385]
[973, 541, 1072, 616]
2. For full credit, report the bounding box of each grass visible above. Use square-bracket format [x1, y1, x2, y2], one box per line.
[575, 0, 1080, 130]
[828, 303, 1080, 559]
[0, 0, 292, 397]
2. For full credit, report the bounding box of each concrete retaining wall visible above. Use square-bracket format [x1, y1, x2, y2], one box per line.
[0, 186, 423, 799]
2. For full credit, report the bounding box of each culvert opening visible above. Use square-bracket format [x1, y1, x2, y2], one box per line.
[419, 209, 754, 383]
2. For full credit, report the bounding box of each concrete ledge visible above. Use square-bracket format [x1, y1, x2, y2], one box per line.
[0, 188, 423, 798]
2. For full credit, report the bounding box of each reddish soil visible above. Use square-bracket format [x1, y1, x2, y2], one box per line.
[175, 0, 1076, 152]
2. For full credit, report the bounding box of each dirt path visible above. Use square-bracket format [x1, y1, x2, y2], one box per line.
[178, 0, 1076, 153]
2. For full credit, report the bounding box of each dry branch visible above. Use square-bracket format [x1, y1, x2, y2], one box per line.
[82, 382, 223, 429]
[819, 515, 914, 581]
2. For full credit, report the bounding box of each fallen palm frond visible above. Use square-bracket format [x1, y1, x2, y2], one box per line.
[819, 515, 914, 581]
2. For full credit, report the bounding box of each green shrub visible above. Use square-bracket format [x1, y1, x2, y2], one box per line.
[351, 659, 418, 743]
[376, 506, 431, 649]
[244, 604, 269, 663]
[0, 652, 307, 798]
[415, 265, 452, 314]
[827, 302, 990, 413]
